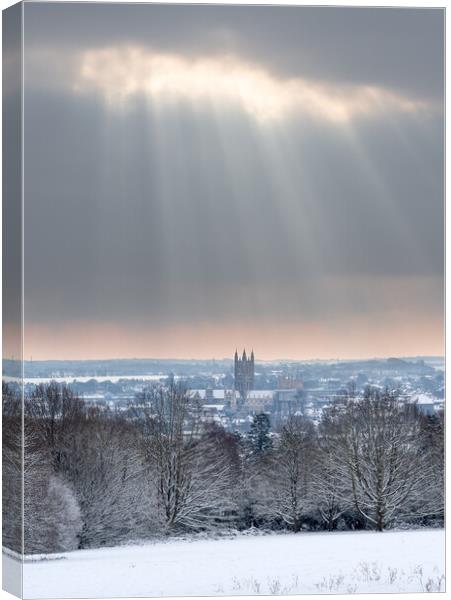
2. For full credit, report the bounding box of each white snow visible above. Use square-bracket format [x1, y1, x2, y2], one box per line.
[14, 529, 444, 598]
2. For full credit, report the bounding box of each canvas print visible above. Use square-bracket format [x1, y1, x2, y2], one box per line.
[2, 2, 445, 598]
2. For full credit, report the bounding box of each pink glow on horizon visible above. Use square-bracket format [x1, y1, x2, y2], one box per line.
[22, 313, 444, 361]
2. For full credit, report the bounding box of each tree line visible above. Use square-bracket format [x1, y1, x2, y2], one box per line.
[2, 381, 444, 554]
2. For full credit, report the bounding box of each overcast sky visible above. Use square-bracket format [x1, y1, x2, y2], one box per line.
[21, 3, 444, 360]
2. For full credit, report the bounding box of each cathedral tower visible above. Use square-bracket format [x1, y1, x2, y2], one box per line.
[234, 348, 255, 402]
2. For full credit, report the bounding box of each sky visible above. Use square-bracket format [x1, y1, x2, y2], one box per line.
[20, 3, 444, 361]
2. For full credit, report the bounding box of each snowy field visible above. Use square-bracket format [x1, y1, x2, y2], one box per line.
[15, 529, 445, 598]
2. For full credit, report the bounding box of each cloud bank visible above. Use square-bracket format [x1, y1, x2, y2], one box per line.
[21, 4, 444, 360]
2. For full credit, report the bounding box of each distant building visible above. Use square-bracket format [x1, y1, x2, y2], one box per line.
[234, 349, 255, 403]
[410, 393, 444, 416]
[273, 389, 304, 418]
[191, 389, 234, 404]
[245, 390, 274, 413]
[277, 374, 304, 390]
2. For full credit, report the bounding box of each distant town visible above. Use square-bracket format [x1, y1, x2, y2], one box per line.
[4, 352, 444, 432]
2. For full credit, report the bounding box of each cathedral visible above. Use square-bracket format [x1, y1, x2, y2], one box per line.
[234, 349, 255, 402]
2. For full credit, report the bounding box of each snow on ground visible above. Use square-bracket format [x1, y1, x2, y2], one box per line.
[15, 529, 445, 598]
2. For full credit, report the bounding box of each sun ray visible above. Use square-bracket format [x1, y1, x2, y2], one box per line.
[74, 46, 431, 125]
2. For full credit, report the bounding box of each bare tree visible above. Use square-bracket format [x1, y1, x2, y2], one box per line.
[330, 388, 431, 531]
[415, 410, 444, 522]
[22, 392, 82, 553]
[24, 446, 81, 554]
[25, 383, 150, 550]
[25, 382, 86, 471]
[269, 416, 316, 532]
[312, 411, 350, 530]
[2, 383, 23, 552]
[59, 409, 153, 548]
[133, 382, 234, 531]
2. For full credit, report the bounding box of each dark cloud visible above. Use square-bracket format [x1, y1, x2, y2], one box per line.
[24, 91, 443, 324]
[24, 4, 444, 102]
[21, 3, 444, 355]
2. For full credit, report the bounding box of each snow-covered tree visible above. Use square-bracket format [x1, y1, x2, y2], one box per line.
[45, 475, 82, 551]
[134, 382, 235, 531]
[413, 410, 444, 522]
[2, 383, 23, 552]
[23, 418, 82, 554]
[24, 465, 82, 554]
[312, 412, 350, 530]
[60, 410, 154, 548]
[269, 416, 316, 532]
[331, 388, 431, 531]
[26, 382, 86, 471]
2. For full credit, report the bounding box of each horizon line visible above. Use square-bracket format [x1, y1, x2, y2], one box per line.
[4, 354, 444, 364]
